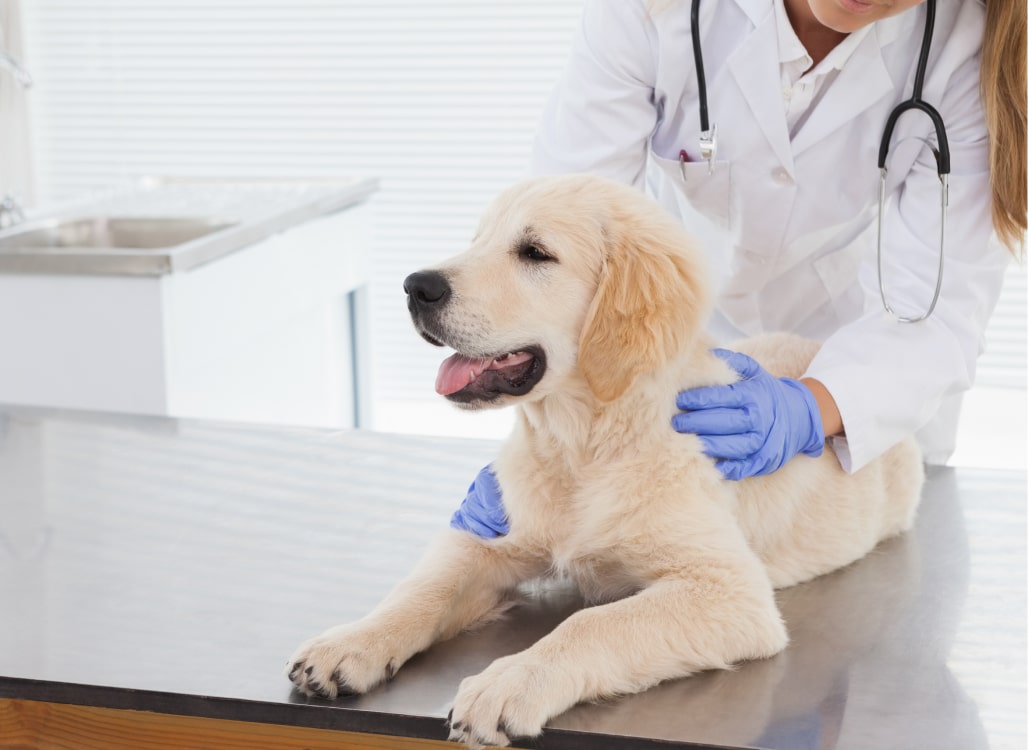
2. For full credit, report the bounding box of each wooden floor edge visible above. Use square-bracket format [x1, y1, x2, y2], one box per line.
[0, 698, 458, 750]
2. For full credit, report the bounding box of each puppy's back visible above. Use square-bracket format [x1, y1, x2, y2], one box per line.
[726, 332, 924, 588]
[730, 332, 819, 380]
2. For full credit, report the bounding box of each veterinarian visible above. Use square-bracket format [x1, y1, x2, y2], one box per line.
[451, 0, 1026, 537]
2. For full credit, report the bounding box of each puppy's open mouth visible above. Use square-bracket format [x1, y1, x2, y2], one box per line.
[434, 346, 546, 403]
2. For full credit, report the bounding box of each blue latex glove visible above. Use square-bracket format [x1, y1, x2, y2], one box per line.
[450, 464, 509, 538]
[672, 349, 825, 481]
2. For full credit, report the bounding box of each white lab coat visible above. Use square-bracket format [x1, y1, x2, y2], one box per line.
[532, 0, 1009, 472]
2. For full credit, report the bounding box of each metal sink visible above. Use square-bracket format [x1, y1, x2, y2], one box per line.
[0, 216, 237, 251]
[0, 178, 378, 275]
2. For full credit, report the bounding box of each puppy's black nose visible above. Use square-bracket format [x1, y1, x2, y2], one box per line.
[403, 271, 451, 306]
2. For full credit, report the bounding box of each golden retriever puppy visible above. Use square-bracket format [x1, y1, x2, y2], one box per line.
[288, 174, 924, 749]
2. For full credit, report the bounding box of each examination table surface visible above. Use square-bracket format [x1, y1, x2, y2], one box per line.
[0, 405, 1023, 749]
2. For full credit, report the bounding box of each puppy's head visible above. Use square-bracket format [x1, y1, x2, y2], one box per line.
[404, 174, 710, 409]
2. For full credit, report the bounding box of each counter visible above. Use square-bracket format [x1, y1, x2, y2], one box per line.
[0, 178, 379, 276]
[0, 405, 1024, 749]
[0, 180, 376, 427]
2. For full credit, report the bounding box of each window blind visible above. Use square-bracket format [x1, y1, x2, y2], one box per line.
[978, 262, 1027, 390]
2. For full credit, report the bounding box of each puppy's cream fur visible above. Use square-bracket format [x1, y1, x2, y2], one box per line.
[289, 175, 923, 749]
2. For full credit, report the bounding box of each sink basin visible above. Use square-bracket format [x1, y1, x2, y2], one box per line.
[0, 178, 378, 275]
[0, 216, 237, 251]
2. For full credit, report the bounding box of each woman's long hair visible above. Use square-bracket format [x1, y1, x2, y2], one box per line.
[981, 0, 1027, 254]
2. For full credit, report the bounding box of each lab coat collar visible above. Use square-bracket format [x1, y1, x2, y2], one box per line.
[731, 0, 770, 26]
[726, 7, 795, 173]
[788, 8, 919, 155]
[726, 0, 916, 166]
[789, 26, 894, 156]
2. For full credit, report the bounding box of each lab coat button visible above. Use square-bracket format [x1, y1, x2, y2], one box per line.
[772, 167, 793, 185]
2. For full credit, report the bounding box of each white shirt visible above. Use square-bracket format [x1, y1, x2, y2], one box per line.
[773, 0, 870, 135]
[532, 0, 1008, 472]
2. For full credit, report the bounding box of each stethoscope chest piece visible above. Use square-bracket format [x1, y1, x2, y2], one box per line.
[678, 122, 718, 180]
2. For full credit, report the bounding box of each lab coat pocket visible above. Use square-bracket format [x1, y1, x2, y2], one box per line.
[649, 151, 733, 230]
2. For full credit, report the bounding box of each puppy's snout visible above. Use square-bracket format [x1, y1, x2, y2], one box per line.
[404, 271, 451, 308]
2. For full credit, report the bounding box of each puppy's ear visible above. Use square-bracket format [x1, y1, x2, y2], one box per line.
[578, 220, 710, 402]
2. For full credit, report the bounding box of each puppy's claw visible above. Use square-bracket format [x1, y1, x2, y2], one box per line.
[447, 725, 467, 743]
[331, 670, 359, 697]
[472, 733, 502, 750]
[496, 719, 512, 742]
[306, 678, 329, 697]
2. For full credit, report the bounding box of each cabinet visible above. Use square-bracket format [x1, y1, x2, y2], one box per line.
[0, 183, 375, 428]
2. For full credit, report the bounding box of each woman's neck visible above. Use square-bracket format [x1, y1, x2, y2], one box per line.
[783, 0, 849, 68]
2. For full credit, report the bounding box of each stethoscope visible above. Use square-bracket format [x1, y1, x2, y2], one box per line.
[686, 0, 950, 323]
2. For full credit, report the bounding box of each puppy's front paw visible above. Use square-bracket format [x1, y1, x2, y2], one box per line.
[447, 655, 573, 749]
[287, 622, 399, 699]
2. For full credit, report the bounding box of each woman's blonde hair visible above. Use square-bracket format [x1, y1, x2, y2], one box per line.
[981, 0, 1027, 254]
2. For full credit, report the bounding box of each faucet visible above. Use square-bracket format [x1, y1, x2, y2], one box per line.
[0, 51, 32, 88]
[0, 195, 26, 230]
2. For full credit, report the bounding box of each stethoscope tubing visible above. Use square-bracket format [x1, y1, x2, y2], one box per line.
[877, 0, 950, 174]
[876, 0, 949, 322]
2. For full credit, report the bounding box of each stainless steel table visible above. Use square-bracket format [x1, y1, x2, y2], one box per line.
[0, 406, 1024, 749]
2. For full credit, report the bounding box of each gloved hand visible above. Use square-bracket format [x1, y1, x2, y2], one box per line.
[450, 464, 510, 538]
[672, 349, 825, 481]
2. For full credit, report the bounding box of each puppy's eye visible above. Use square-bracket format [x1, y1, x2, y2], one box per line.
[519, 243, 556, 263]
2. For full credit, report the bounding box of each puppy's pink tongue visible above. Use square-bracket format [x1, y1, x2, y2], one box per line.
[436, 354, 493, 396]
[435, 351, 534, 396]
